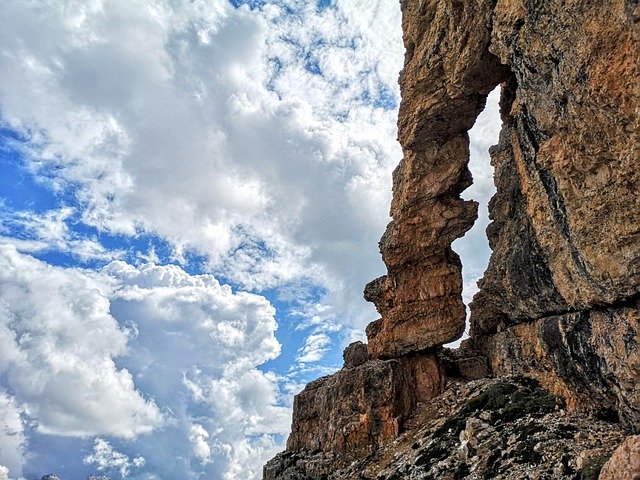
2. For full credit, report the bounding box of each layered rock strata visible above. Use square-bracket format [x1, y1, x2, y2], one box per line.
[265, 344, 443, 479]
[476, 301, 640, 430]
[265, 0, 639, 477]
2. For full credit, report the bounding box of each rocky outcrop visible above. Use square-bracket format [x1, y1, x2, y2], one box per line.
[476, 302, 640, 430]
[364, 0, 509, 358]
[599, 435, 640, 480]
[264, 346, 443, 479]
[470, 0, 640, 333]
[265, 0, 639, 477]
[266, 377, 629, 480]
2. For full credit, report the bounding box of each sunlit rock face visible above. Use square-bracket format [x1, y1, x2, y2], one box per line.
[470, 0, 640, 333]
[265, 0, 639, 477]
[264, 345, 444, 479]
[364, 0, 510, 358]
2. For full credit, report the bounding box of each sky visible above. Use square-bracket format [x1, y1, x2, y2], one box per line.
[0, 0, 501, 478]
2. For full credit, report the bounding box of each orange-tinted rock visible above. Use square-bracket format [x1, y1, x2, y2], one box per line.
[364, 0, 509, 357]
[264, 352, 444, 478]
[470, 0, 640, 333]
[599, 435, 640, 480]
[284, 353, 444, 457]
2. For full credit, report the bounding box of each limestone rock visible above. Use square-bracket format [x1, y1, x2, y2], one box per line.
[342, 340, 368, 368]
[470, 0, 640, 333]
[264, 0, 640, 477]
[267, 378, 628, 480]
[477, 303, 640, 431]
[439, 339, 489, 380]
[599, 435, 640, 480]
[264, 353, 444, 478]
[363, 0, 510, 358]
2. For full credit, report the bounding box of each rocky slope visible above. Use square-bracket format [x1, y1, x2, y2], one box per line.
[265, 0, 639, 478]
[266, 377, 630, 479]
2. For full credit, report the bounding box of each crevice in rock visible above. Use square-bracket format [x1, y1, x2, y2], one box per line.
[450, 86, 502, 346]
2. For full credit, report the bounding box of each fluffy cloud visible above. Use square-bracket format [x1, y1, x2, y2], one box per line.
[0, 247, 290, 477]
[296, 333, 332, 363]
[0, 245, 164, 439]
[0, 392, 25, 477]
[0, 0, 501, 477]
[104, 260, 289, 477]
[83, 438, 145, 478]
[189, 424, 212, 464]
[0, 0, 402, 333]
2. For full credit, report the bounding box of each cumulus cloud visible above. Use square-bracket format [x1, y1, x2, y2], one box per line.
[296, 333, 332, 363]
[0, 392, 25, 476]
[0, 0, 402, 333]
[0, 245, 164, 438]
[189, 423, 212, 464]
[103, 260, 289, 477]
[0, 0, 501, 477]
[83, 438, 145, 478]
[0, 247, 290, 477]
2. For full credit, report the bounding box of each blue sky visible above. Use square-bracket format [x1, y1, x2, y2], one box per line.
[0, 1, 500, 478]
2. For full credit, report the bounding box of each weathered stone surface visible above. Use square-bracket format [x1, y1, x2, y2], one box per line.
[265, 0, 640, 477]
[364, 0, 510, 357]
[342, 340, 368, 368]
[477, 302, 640, 431]
[470, 0, 640, 333]
[264, 353, 444, 478]
[440, 339, 490, 380]
[599, 435, 640, 480]
[267, 378, 629, 480]
[284, 353, 443, 456]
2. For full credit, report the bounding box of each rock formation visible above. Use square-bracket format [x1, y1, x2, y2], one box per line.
[599, 435, 640, 480]
[265, 0, 639, 477]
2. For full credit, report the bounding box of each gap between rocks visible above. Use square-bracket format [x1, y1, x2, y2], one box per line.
[449, 86, 502, 348]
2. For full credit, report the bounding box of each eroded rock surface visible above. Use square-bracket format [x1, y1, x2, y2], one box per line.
[599, 435, 640, 480]
[264, 0, 639, 477]
[264, 347, 444, 479]
[266, 378, 628, 480]
[470, 0, 640, 333]
[477, 302, 640, 431]
[364, 0, 509, 358]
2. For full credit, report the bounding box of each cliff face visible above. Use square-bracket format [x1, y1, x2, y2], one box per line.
[265, 0, 639, 478]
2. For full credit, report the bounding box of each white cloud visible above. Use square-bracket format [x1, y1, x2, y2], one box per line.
[0, 393, 25, 476]
[296, 333, 332, 363]
[189, 423, 212, 464]
[0, 207, 121, 262]
[0, 0, 403, 334]
[0, 245, 164, 438]
[0, 247, 291, 477]
[102, 261, 288, 478]
[83, 438, 145, 478]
